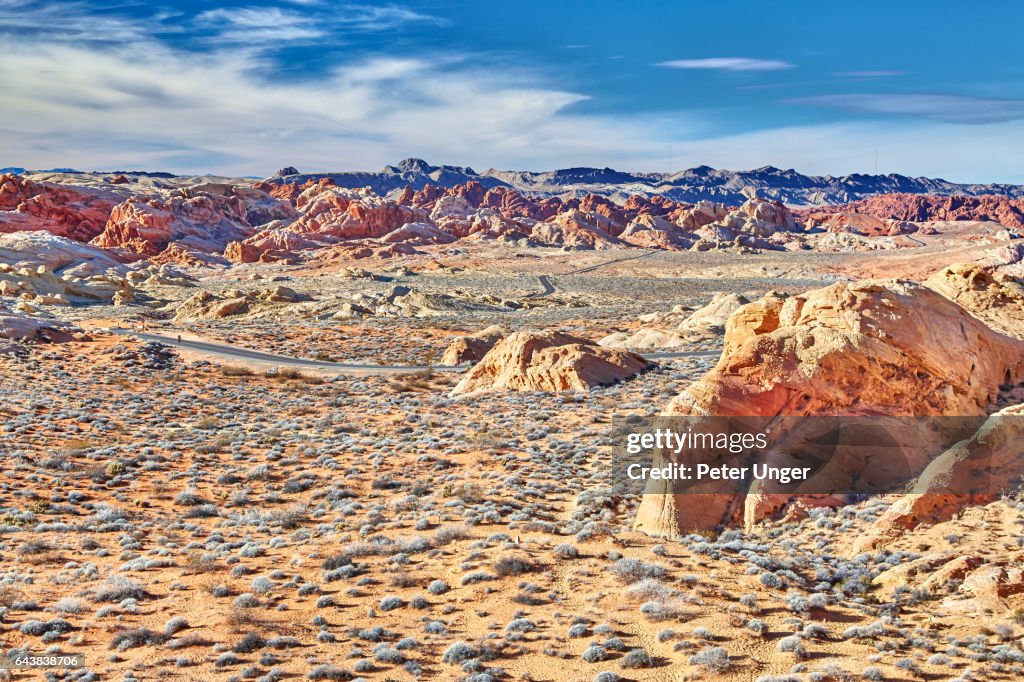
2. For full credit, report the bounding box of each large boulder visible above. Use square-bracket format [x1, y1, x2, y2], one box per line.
[633, 279, 1024, 537]
[450, 331, 648, 395]
[677, 292, 750, 335]
[0, 313, 78, 350]
[671, 280, 1023, 417]
[440, 325, 507, 366]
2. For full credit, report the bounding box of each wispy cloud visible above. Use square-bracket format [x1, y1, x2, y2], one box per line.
[340, 4, 443, 31]
[787, 93, 1024, 124]
[835, 70, 908, 78]
[657, 57, 795, 72]
[196, 7, 325, 44]
[0, 31, 684, 174]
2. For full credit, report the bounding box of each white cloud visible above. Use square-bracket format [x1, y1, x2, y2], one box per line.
[0, 34, 685, 175]
[196, 7, 325, 44]
[0, 3, 1021, 183]
[834, 70, 908, 78]
[657, 58, 795, 72]
[787, 93, 1024, 124]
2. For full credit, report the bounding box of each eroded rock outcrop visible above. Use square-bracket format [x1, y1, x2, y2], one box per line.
[531, 210, 622, 250]
[451, 331, 648, 395]
[854, 404, 1024, 551]
[440, 325, 507, 366]
[0, 173, 119, 241]
[924, 263, 1024, 338]
[633, 280, 1024, 537]
[93, 190, 253, 256]
[0, 312, 78, 351]
[0, 232, 124, 275]
[800, 193, 1024, 229]
[173, 286, 303, 321]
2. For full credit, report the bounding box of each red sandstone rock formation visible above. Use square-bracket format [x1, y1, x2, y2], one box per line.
[92, 190, 252, 256]
[633, 279, 1024, 536]
[798, 193, 1024, 229]
[0, 174, 119, 242]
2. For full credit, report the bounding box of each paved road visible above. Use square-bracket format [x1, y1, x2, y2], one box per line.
[111, 328, 719, 373]
[525, 274, 557, 299]
[528, 250, 657, 298]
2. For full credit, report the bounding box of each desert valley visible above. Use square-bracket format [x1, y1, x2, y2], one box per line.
[1, 159, 1024, 682]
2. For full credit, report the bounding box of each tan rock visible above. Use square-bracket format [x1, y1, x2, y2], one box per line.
[924, 263, 1024, 338]
[853, 404, 1024, 551]
[440, 325, 507, 366]
[634, 279, 1024, 537]
[678, 292, 750, 335]
[450, 331, 648, 395]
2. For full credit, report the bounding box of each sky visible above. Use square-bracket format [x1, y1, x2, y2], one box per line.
[1, 0, 1023, 181]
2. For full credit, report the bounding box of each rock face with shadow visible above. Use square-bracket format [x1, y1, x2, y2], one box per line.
[633, 277, 1024, 538]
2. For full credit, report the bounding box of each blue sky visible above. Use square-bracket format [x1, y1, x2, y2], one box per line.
[2, 0, 1023, 181]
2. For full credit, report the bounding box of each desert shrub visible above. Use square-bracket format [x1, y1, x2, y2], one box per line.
[234, 593, 260, 608]
[19, 619, 72, 636]
[747, 619, 767, 636]
[582, 645, 608, 663]
[424, 621, 448, 635]
[594, 673, 621, 682]
[374, 646, 405, 664]
[111, 627, 165, 650]
[215, 652, 240, 667]
[495, 555, 541, 577]
[395, 637, 419, 650]
[505, 618, 535, 633]
[461, 571, 495, 586]
[357, 627, 385, 642]
[802, 623, 828, 640]
[569, 623, 589, 638]
[442, 641, 478, 664]
[777, 636, 807, 659]
[234, 632, 265, 653]
[619, 648, 653, 669]
[553, 543, 579, 559]
[862, 667, 883, 681]
[164, 617, 188, 636]
[251, 577, 275, 595]
[92, 576, 148, 603]
[610, 558, 665, 584]
[894, 659, 921, 676]
[689, 646, 731, 673]
[379, 596, 403, 611]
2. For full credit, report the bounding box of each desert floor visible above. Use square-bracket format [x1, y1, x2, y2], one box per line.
[3, 227, 1023, 682]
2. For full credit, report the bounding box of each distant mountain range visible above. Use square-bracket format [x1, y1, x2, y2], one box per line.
[8, 159, 1024, 206]
[266, 158, 1024, 207]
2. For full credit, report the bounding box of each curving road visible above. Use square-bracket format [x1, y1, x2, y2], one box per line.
[111, 328, 719, 374]
[525, 274, 557, 299]
[528, 250, 657, 298]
